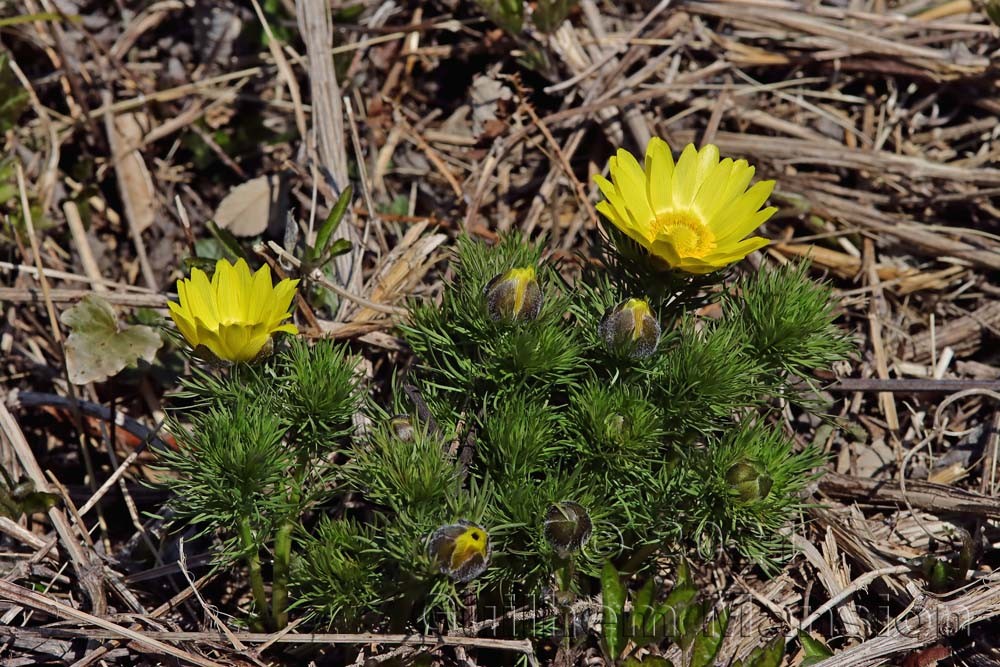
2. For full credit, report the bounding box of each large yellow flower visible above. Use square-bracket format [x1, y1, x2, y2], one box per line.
[594, 138, 776, 274]
[168, 258, 299, 363]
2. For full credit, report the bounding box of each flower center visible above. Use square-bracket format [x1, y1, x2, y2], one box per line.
[652, 211, 716, 258]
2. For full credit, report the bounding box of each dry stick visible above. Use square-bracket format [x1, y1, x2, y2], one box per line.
[396, 112, 463, 199]
[808, 580, 1000, 667]
[262, 241, 407, 316]
[296, 0, 360, 315]
[864, 239, 899, 432]
[59, 572, 219, 667]
[0, 516, 57, 559]
[100, 92, 158, 291]
[345, 95, 385, 267]
[0, 287, 168, 307]
[0, 262, 154, 292]
[9, 164, 107, 616]
[0, 626, 539, 656]
[514, 79, 600, 233]
[0, 580, 223, 667]
[61, 202, 106, 293]
[784, 566, 912, 641]
[826, 378, 1000, 393]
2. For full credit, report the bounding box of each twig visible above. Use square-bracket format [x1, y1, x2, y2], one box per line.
[0, 579, 224, 667]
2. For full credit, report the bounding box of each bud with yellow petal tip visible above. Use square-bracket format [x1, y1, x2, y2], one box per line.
[599, 298, 661, 359]
[544, 501, 592, 556]
[427, 520, 491, 582]
[483, 267, 543, 322]
[725, 460, 773, 503]
[389, 415, 415, 443]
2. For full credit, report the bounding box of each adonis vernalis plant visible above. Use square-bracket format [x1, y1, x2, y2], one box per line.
[155, 138, 852, 649]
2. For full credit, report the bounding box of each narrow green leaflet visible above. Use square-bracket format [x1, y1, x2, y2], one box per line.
[61, 295, 162, 384]
[601, 560, 627, 662]
[309, 184, 353, 265]
[798, 630, 833, 666]
[632, 576, 656, 641]
[690, 608, 729, 667]
[744, 636, 785, 667]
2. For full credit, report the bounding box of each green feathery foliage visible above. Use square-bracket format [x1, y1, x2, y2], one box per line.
[157, 230, 852, 639]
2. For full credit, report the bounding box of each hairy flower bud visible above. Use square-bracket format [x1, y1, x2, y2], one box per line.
[389, 415, 415, 443]
[427, 520, 491, 582]
[483, 267, 543, 322]
[725, 460, 773, 503]
[543, 501, 593, 556]
[599, 298, 661, 359]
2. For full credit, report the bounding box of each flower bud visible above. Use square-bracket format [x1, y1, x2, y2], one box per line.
[483, 267, 543, 322]
[543, 501, 592, 556]
[599, 298, 660, 359]
[427, 520, 491, 582]
[725, 460, 773, 503]
[390, 415, 415, 443]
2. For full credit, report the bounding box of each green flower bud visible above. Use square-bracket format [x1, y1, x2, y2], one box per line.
[483, 267, 543, 322]
[599, 298, 660, 359]
[725, 460, 773, 503]
[389, 415, 414, 443]
[543, 501, 592, 556]
[427, 520, 491, 582]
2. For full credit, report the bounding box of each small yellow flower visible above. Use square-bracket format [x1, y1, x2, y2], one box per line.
[595, 138, 776, 274]
[168, 258, 299, 363]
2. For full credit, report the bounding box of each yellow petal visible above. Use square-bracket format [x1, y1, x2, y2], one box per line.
[670, 143, 702, 210]
[218, 324, 260, 362]
[715, 206, 777, 246]
[213, 260, 242, 324]
[272, 322, 299, 335]
[713, 181, 776, 243]
[611, 149, 654, 229]
[692, 158, 734, 221]
[701, 235, 769, 266]
[265, 279, 299, 325]
[712, 161, 756, 213]
[188, 268, 220, 328]
[595, 176, 652, 243]
[644, 137, 675, 215]
[648, 237, 685, 268]
[168, 300, 200, 346]
[248, 264, 274, 323]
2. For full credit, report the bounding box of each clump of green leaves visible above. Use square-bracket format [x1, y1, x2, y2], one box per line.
[157, 338, 362, 630]
[291, 233, 849, 628]
[158, 229, 851, 651]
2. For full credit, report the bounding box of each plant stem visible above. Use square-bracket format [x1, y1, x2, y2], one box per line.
[239, 518, 272, 631]
[271, 514, 294, 629]
[272, 466, 305, 629]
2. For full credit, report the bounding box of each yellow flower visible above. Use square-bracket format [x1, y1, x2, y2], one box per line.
[168, 258, 299, 363]
[594, 138, 776, 274]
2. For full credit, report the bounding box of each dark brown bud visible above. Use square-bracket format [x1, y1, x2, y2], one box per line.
[544, 501, 593, 556]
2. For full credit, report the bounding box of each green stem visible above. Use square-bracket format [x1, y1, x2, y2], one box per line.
[272, 465, 305, 629]
[239, 518, 272, 631]
[271, 514, 295, 629]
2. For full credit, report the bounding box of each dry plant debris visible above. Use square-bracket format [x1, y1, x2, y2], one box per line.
[1, 0, 1000, 665]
